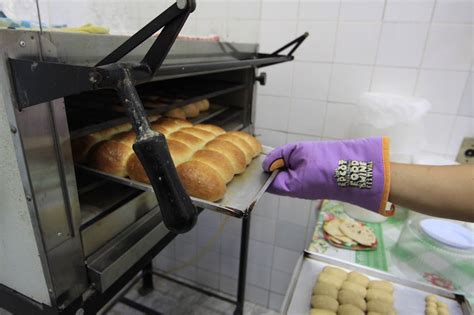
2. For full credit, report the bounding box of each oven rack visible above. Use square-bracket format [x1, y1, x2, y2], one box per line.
[68, 81, 244, 139]
[75, 146, 277, 218]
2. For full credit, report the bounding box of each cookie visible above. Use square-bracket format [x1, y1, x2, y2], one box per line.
[340, 220, 376, 246]
[310, 309, 336, 315]
[367, 300, 396, 314]
[347, 271, 370, 288]
[337, 304, 364, 315]
[368, 280, 394, 293]
[366, 289, 394, 304]
[338, 290, 366, 312]
[324, 220, 357, 245]
[313, 282, 339, 299]
[311, 295, 339, 312]
[341, 281, 367, 298]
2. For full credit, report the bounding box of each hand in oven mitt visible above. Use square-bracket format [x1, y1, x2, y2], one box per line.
[262, 137, 393, 216]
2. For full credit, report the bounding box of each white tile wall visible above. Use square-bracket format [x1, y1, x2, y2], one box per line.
[299, 0, 341, 21]
[329, 64, 373, 103]
[37, 0, 471, 311]
[433, 0, 473, 23]
[384, 0, 435, 22]
[295, 21, 338, 62]
[376, 23, 429, 67]
[371, 67, 418, 95]
[423, 24, 472, 71]
[415, 70, 469, 114]
[292, 62, 332, 100]
[339, 0, 385, 21]
[334, 22, 381, 64]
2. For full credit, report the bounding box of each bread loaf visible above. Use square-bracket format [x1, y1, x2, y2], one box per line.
[191, 149, 234, 183]
[71, 115, 161, 163]
[88, 140, 133, 177]
[182, 103, 200, 118]
[164, 108, 187, 120]
[176, 160, 226, 202]
[75, 115, 262, 202]
[127, 139, 194, 183]
[194, 124, 225, 136]
[227, 131, 262, 157]
[196, 99, 210, 111]
[168, 131, 206, 151]
[180, 127, 216, 143]
[216, 133, 253, 165]
[205, 139, 247, 174]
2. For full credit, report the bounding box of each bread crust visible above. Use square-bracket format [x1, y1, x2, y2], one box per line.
[194, 124, 225, 136]
[88, 140, 133, 177]
[164, 108, 187, 120]
[182, 103, 200, 118]
[180, 127, 216, 142]
[216, 134, 253, 165]
[192, 149, 234, 183]
[177, 160, 226, 201]
[227, 131, 262, 157]
[205, 139, 246, 174]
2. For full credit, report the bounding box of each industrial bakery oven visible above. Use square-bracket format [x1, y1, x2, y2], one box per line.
[0, 2, 307, 314]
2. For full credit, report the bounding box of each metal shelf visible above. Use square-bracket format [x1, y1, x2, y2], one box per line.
[75, 146, 277, 218]
[67, 80, 243, 139]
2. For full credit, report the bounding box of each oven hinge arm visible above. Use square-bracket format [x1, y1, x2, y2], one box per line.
[271, 32, 309, 57]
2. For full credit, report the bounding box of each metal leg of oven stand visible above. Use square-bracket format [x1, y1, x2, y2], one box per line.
[138, 262, 155, 296]
[234, 215, 251, 315]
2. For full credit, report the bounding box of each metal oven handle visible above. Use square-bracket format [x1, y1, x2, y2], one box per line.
[89, 0, 199, 234]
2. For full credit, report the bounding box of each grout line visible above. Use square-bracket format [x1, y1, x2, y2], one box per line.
[320, 0, 343, 138]
[413, 0, 438, 95]
[368, 0, 389, 91]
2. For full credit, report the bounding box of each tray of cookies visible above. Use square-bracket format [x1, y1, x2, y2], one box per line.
[282, 251, 471, 315]
[73, 117, 278, 218]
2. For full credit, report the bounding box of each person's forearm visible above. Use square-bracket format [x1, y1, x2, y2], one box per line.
[389, 163, 474, 222]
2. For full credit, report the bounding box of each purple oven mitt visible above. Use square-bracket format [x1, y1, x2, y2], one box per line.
[262, 137, 393, 216]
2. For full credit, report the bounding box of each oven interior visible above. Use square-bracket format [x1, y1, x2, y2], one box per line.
[66, 68, 255, 258]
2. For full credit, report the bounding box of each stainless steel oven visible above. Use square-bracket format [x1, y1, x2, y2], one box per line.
[0, 2, 306, 314]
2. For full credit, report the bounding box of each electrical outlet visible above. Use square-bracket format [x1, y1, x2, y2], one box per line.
[456, 137, 474, 165]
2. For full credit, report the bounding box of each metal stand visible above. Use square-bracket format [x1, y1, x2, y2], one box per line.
[234, 215, 251, 315]
[108, 213, 252, 315]
[138, 262, 155, 296]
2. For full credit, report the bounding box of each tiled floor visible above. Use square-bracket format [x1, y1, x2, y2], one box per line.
[106, 275, 280, 315]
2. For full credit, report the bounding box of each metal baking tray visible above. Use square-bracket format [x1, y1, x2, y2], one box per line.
[282, 251, 471, 315]
[76, 146, 277, 218]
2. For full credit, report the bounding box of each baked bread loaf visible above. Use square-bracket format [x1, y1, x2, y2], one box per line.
[205, 139, 247, 174]
[176, 161, 226, 202]
[216, 133, 254, 165]
[194, 124, 226, 136]
[191, 149, 234, 183]
[228, 131, 262, 157]
[75, 115, 262, 202]
[71, 115, 160, 163]
[182, 103, 200, 118]
[180, 127, 216, 143]
[164, 108, 187, 120]
[196, 99, 210, 111]
[88, 140, 133, 177]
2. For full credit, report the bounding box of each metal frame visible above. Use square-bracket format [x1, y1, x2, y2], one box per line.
[105, 214, 252, 315]
[0, 3, 308, 312]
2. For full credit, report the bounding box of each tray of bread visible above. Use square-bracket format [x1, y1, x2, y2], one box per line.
[73, 114, 277, 218]
[282, 251, 471, 315]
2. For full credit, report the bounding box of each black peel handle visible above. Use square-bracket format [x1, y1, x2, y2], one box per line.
[133, 133, 197, 234]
